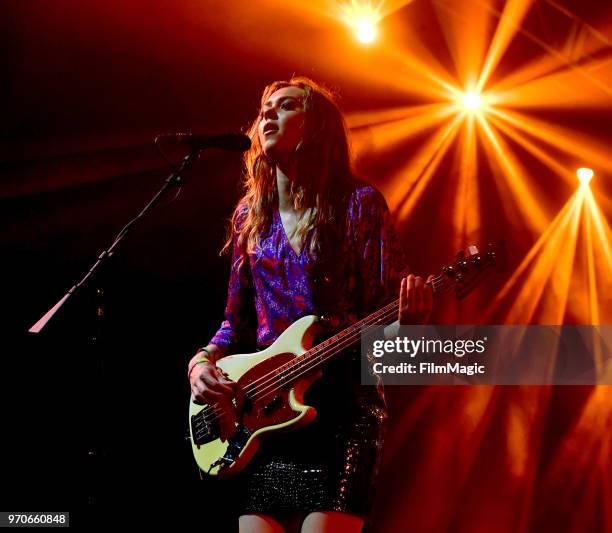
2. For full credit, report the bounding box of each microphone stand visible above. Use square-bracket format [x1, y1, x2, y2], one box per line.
[27, 145, 202, 517]
[29, 149, 197, 334]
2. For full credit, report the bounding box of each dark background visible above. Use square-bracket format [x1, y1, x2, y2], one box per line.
[2, 1, 611, 531]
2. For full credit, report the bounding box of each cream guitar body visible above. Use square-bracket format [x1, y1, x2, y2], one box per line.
[189, 315, 322, 477]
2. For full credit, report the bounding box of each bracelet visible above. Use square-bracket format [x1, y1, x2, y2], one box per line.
[187, 348, 215, 380]
[188, 360, 212, 380]
[196, 347, 214, 360]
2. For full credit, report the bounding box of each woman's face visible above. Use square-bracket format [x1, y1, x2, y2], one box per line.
[258, 86, 306, 163]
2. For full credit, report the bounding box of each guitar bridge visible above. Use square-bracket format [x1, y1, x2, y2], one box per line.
[191, 412, 220, 446]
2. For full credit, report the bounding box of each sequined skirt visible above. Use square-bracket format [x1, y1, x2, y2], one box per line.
[236, 367, 387, 518]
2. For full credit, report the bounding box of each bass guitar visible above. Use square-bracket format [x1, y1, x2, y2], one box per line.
[189, 242, 503, 476]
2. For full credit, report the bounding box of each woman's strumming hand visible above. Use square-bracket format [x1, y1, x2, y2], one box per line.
[189, 355, 238, 442]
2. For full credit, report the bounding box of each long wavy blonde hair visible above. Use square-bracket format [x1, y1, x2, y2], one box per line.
[222, 76, 355, 260]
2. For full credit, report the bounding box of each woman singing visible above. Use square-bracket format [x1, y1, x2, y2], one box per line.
[187, 77, 432, 533]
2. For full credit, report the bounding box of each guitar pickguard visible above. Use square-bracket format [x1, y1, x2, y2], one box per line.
[236, 352, 315, 434]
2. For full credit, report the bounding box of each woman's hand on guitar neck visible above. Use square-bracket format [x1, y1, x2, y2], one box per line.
[398, 274, 434, 325]
[189, 352, 238, 442]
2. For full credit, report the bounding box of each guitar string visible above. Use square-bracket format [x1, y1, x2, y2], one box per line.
[193, 291, 423, 434]
[192, 299, 404, 433]
[240, 303, 400, 401]
[192, 273, 454, 432]
[238, 268, 491, 408]
[197, 272, 445, 411]
[193, 266, 490, 435]
[191, 273, 459, 433]
[234, 275, 453, 401]
[192, 301, 403, 437]
[194, 262, 493, 434]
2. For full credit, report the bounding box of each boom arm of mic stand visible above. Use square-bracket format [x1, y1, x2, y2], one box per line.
[28, 150, 199, 334]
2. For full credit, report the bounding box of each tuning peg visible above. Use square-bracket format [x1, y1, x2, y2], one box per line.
[443, 265, 456, 277]
[455, 250, 465, 259]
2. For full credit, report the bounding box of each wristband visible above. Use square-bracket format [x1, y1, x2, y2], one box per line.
[187, 348, 215, 380]
[196, 347, 214, 361]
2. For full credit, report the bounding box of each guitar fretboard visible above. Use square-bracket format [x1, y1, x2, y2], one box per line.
[269, 276, 448, 389]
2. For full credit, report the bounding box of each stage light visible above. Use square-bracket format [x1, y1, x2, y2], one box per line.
[339, 2, 381, 44]
[463, 91, 482, 111]
[356, 18, 377, 43]
[577, 167, 594, 186]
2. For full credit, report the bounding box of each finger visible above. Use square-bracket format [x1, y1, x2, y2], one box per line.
[201, 373, 236, 395]
[219, 379, 238, 393]
[195, 383, 227, 403]
[414, 276, 424, 311]
[194, 389, 223, 405]
[424, 276, 434, 313]
[216, 368, 238, 389]
[209, 365, 236, 385]
[197, 379, 227, 398]
[407, 274, 416, 311]
[399, 277, 407, 314]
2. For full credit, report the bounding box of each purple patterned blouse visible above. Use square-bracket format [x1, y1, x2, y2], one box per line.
[209, 185, 405, 352]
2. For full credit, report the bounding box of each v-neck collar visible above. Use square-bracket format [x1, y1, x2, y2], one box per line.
[276, 208, 305, 260]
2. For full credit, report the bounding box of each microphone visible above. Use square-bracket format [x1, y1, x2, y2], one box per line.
[160, 132, 251, 152]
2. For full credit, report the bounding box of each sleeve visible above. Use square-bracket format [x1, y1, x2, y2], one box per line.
[356, 189, 406, 315]
[208, 206, 257, 353]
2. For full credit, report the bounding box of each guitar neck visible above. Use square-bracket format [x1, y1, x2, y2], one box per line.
[277, 281, 445, 387]
[313, 297, 402, 361]
[272, 242, 500, 388]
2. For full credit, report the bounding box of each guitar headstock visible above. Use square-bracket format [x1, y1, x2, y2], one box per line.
[430, 241, 506, 300]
